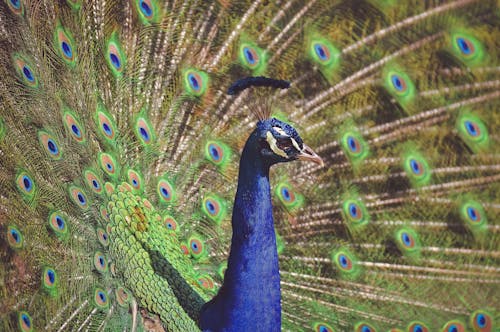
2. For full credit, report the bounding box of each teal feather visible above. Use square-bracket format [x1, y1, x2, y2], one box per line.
[0, 1, 499, 331]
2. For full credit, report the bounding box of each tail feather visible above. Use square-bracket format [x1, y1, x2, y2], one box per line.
[1, 0, 499, 331]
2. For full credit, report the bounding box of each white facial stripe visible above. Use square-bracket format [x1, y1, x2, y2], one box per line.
[266, 131, 288, 158]
[291, 138, 301, 151]
[273, 126, 288, 137]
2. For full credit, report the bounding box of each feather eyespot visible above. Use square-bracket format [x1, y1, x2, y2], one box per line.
[135, 117, 155, 145]
[164, 216, 177, 231]
[276, 182, 302, 210]
[49, 212, 69, 237]
[202, 195, 225, 223]
[338, 254, 352, 270]
[347, 135, 361, 154]
[135, 0, 160, 24]
[243, 46, 258, 65]
[280, 186, 295, 203]
[180, 243, 190, 255]
[85, 170, 103, 194]
[16, 172, 35, 197]
[403, 151, 431, 186]
[348, 202, 362, 220]
[94, 251, 108, 273]
[189, 236, 207, 259]
[63, 112, 85, 142]
[332, 250, 358, 275]
[190, 239, 202, 253]
[464, 120, 480, 137]
[308, 37, 340, 72]
[408, 322, 429, 332]
[99, 153, 118, 177]
[471, 310, 492, 332]
[42, 267, 57, 293]
[38, 131, 61, 159]
[313, 323, 334, 332]
[401, 232, 414, 248]
[8, 0, 23, 15]
[460, 201, 487, 232]
[341, 131, 369, 163]
[314, 43, 331, 62]
[183, 69, 208, 96]
[467, 206, 480, 222]
[96, 110, 116, 142]
[238, 42, 266, 73]
[395, 228, 420, 255]
[69, 186, 89, 209]
[13, 55, 38, 87]
[355, 322, 376, 332]
[127, 169, 143, 192]
[7, 225, 23, 249]
[106, 34, 126, 77]
[97, 228, 109, 247]
[188, 72, 201, 91]
[456, 37, 475, 57]
[208, 143, 222, 163]
[441, 320, 465, 332]
[457, 114, 488, 152]
[391, 74, 407, 93]
[116, 287, 131, 307]
[139, 0, 153, 17]
[55, 26, 76, 65]
[197, 275, 215, 290]
[205, 141, 231, 167]
[157, 179, 175, 203]
[93, 288, 110, 309]
[342, 198, 369, 226]
[205, 198, 219, 216]
[18, 311, 32, 332]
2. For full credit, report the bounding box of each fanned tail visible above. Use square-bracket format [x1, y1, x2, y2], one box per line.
[0, 0, 499, 331]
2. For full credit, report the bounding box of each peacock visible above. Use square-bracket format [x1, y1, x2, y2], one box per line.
[0, 0, 499, 331]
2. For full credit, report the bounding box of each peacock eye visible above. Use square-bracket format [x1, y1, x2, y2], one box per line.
[277, 137, 294, 150]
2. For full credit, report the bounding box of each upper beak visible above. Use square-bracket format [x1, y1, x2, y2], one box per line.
[297, 144, 324, 167]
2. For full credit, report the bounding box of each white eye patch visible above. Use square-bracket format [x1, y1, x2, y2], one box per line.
[266, 131, 288, 158]
[273, 126, 287, 136]
[291, 138, 301, 151]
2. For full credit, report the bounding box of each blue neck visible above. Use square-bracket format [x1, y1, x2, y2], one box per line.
[199, 132, 281, 331]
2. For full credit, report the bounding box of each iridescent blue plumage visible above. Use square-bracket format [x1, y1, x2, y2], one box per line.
[200, 118, 322, 331]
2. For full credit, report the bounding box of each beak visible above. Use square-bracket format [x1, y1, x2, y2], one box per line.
[297, 144, 324, 167]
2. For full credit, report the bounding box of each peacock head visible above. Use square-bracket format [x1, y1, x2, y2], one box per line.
[255, 118, 324, 167]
